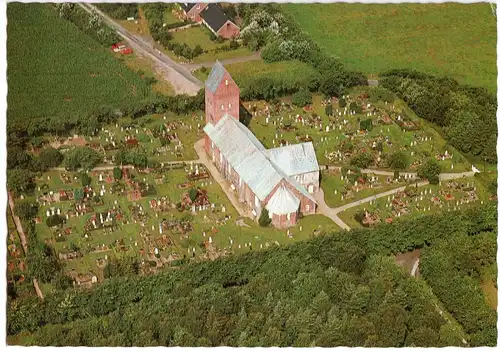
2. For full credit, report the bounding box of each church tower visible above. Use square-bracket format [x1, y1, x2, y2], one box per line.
[204, 61, 240, 125]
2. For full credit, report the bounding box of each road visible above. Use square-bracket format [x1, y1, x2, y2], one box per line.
[8, 193, 44, 300]
[78, 3, 202, 96]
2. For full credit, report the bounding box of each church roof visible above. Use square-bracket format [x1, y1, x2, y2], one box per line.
[266, 142, 319, 176]
[205, 61, 226, 93]
[204, 114, 317, 204]
[266, 186, 300, 215]
[204, 114, 282, 201]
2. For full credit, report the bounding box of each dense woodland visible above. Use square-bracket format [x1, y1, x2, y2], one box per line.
[8, 204, 497, 346]
[380, 69, 497, 163]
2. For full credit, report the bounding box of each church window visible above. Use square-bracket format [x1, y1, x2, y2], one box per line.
[221, 104, 224, 110]
[305, 204, 310, 211]
[225, 79, 228, 86]
[228, 102, 232, 109]
[286, 213, 291, 220]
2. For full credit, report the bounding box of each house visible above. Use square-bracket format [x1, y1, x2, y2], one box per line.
[203, 62, 320, 229]
[179, 3, 208, 22]
[178, 3, 240, 39]
[200, 3, 240, 39]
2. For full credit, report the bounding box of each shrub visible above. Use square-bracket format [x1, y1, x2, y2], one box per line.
[292, 88, 312, 107]
[189, 188, 198, 202]
[350, 151, 373, 169]
[338, 98, 346, 108]
[258, 208, 272, 227]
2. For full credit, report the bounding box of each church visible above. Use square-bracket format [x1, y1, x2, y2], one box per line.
[203, 62, 320, 228]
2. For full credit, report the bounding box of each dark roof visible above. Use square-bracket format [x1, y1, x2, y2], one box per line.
[179, 3, 196, 13]
[200, 3, 229, 32]
[205, 61, 226, 93]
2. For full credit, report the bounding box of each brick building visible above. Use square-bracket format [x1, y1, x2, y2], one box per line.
[203, 62, 320, 228]
[179, 3, 240, 39]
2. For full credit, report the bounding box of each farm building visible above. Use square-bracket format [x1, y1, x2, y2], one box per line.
[203, 62, 319, 228]
[179, 3, 240, 39]
[178, 3, 208, 23]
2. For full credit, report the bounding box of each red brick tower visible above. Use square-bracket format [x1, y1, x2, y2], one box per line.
[204, 61, 240, 125]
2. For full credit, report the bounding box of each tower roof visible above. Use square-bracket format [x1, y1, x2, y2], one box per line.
[205, 61, 227, 93]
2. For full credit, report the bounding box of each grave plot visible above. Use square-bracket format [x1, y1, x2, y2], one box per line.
[338, 176, 492, 229]
[244, 91, 471, 173]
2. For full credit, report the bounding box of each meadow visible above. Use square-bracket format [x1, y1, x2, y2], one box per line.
[7, 3, 149, 125]
[194, 59, 318, 86]
[282, 3, 497, 92]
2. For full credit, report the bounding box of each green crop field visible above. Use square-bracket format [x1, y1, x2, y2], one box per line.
[283, 3, 497, 92]
[7, 3, 148, 124]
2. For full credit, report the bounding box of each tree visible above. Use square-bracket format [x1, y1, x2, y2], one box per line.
[387, 151, 409, 172]
[15, 200, 39, 221]
[417, 158, 441, 184]
[26, 243, 62, 284]
[292, 88, 312, 107]
[63, 147, 102, 171]
[80, 173, 91, 187]
[113, 167, 123, 180]
[338, 98, 347, 108]
[39, 147, 64, 169]
[7, 147, 32, 170]
[7, 169, 35, 196]
[259, 208, 272, 227]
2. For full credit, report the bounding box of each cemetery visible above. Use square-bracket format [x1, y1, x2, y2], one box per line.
[243, 89, 471, 173]
[337, 176, 492, 229]
[29, 164, 339, 283]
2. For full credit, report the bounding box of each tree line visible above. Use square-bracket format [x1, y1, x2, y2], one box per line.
[7, 203, 496, 346]
[380, 69, 497, 163]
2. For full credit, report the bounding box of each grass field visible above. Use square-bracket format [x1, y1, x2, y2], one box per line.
[7, 3, 148, 124]
[282, 3, 497, 92]
[194, 59, 317, 85]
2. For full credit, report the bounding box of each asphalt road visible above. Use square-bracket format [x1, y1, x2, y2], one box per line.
[78, 3, 203, 95]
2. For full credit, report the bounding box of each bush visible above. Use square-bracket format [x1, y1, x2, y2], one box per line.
[387, 151, 409, 171]
[338, 98, 346, 108]
[46, 214, 64, 228]
[189, 188, 198, 202]
[292, 88, 312, 107]
[350, 151, 373, 169]
[258, 208, 272, 227]
[79, 172, 91, 187]
[359, 119, 373, 131]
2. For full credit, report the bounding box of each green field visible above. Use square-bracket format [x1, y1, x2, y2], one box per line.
[283, 3, 497, 92]
[194, 59, 318, 85]
[7, 3, 148, 124]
